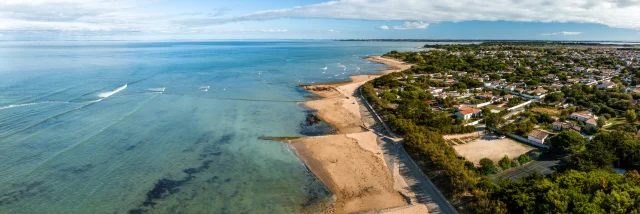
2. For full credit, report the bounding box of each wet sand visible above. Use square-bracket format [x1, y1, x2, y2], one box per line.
[292, 56, 416, 213]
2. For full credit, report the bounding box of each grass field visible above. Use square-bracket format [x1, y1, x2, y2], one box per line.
[605, 117, 628, 131]
[531, 107, 560, 115]
[486, 105, 506, 111]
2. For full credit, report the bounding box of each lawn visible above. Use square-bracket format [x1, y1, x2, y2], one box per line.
[531, 107, 560, 116]
[605, 117, 628, 131]
[486, 105, 505, 111]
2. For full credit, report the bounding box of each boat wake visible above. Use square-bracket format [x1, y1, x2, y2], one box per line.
[98, 84, 127, 98]
[0, 101, 68, 111]
[147, 88, 166, 93]
[338, 63, 347, 71]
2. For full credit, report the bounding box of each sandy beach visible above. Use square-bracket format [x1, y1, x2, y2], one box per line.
[292, 56, 418, 213]
[302, 56, 410, 134]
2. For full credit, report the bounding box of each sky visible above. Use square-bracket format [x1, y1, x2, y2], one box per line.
[0, 0, 639, 41]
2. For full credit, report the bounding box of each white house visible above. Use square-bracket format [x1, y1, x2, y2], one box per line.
[598, 81, 616, 89]
[528, 129, 551, 144]
[570, 111, 598, 127]
[454, 106, 482, 120]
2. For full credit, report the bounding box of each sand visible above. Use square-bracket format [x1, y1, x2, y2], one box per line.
[453, 134, 536, 165]
[291, 56, 415, 213]
[366, 56, 412, 74]
[291, 134, 406, 214]
[302, 56, 410, 134]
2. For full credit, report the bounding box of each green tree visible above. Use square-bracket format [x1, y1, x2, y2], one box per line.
[479, 158, 498, 175]
[516, 154, 531, 165]
[544, 92, 565, 103]
[485, 113, 506, 129]
[498, 155, 512, 170]
[548, 131, 585, 153]
[597, 117, 607, 128]
[624, 109, 637, 123]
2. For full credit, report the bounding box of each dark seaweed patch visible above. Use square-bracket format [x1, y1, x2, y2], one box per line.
[196, 135, 230, 159]
[130, 160, 214, 212]
[0, 181, 46, 206]
[124, 140, 146, 152]
[60, 164, 95, 174]
[205, 176, 219, 184]
[195, 131, 216, 145]
[299, 110, 337, 136]
[218, 134, 233, 145]
[199, 151, 221, 159]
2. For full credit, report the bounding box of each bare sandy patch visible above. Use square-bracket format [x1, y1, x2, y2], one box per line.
[453, 134, 536, 165]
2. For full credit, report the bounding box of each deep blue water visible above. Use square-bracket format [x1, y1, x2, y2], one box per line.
[0, 40, 422, 213]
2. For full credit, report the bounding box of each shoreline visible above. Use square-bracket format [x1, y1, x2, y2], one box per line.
[290, 56, 419, 213]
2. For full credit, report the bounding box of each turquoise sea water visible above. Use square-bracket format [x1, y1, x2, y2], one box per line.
[0, 41, 422, 213]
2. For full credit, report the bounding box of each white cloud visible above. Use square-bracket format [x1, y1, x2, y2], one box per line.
[541, 31, 583, 36]
[217, 0, 640, 29]
[202, 29, 289, 33]
[392, 22, 429, 30]
[261, 29, 288, 33]
[379, 22, 429, 30]
[1, 0, 640, 37]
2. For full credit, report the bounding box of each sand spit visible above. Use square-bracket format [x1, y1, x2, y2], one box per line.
[288, 56, 423, 213]
[302, 56, 410, 134]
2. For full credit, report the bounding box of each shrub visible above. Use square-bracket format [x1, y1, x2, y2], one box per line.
[498, 155, 512, 170]
[517, 154, 531, 165]
[479, 158, 498, 175]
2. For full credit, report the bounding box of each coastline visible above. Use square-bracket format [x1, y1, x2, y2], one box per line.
[291, 56, 422, 213]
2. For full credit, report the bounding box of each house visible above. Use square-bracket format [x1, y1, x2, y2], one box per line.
[528, 129, 551, 144]
[570, 111, 599, 127]
[571, 111, 596, 122]
[427, 87, 444, 94]
[529, 87, 548, 96]
[423, 100, 439, 107]
[552, 121, 581, 133]
[454, 106, 482, 120]
[586, 118, 598, 127]
[479, 92, 494, 100]
[628, 87, 640, 94]
[504, 94, 513, 101]
[598, 81, 616, 89]
[567, 78, 581, 84]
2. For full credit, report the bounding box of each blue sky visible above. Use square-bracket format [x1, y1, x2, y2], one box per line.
[0, 0, 639, 41]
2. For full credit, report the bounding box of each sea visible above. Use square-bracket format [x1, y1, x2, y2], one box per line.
[0, 40, 423, 213]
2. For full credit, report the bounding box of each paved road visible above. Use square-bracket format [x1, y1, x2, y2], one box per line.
[358, 87, 459, 214]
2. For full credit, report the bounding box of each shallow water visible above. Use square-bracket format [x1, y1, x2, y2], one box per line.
[0, 40, 422, 213]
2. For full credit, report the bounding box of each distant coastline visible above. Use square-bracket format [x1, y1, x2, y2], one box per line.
[337, 39, 640, 44]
